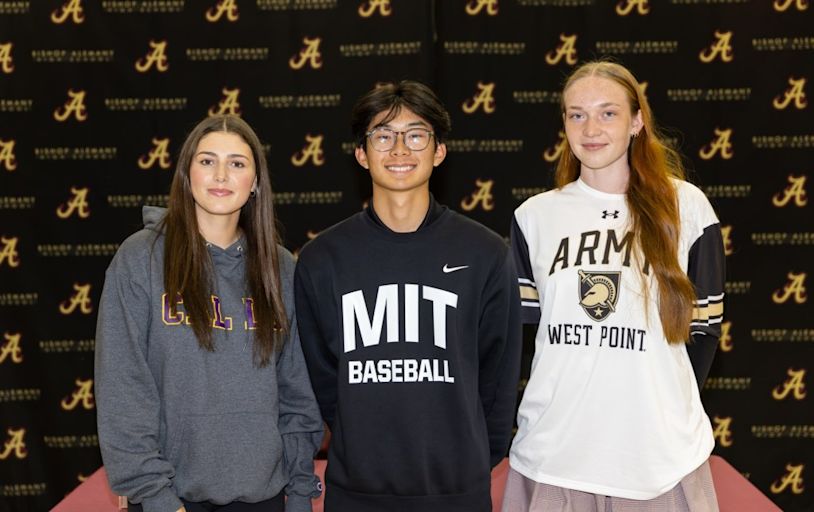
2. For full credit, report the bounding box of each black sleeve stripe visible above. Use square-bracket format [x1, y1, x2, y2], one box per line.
[685, 222, 726, 387]
[687, 226, 725, 331]
[687, 224, 726, 300]
[510, 216, 535, 284]
[510, 214, 541, 325]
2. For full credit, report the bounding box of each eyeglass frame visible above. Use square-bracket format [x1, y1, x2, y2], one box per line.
[364, 126, 436, 152]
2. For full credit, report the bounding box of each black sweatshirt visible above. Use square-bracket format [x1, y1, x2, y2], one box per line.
[295, 197, 522, 512]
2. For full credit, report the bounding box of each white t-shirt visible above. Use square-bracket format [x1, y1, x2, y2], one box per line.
[509, 177, 724, 500]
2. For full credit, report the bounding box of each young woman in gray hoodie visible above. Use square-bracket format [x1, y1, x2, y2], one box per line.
[95, 115, 323, 512]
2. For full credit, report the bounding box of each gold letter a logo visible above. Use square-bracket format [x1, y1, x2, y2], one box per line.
[138, 138, 172, 170]
[773, 76, 808, 110]
[0, 428, 27, 460]
[53, 89, 88, 122]
[699, 31, 734, 63]
[770, 463, 805, 494]
[0, 139, 17, 171]
[206, 0, 239, 22]
[135, 40, 169, 73]
[51, 0, 85, 24]
[59, 283, 94, 315]
[291, 134, 326, 167]
[462, 82, 496, 114]
[0, 42, 14, 74]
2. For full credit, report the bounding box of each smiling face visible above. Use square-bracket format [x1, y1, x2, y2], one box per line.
[354, 107, 447, 200]
[189, 131, 256, 229]
[563, 75, 643, 181]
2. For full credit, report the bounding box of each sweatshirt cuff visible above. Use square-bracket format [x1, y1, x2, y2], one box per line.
[139, 487, 183, 512]
[285, 494, 313, 512]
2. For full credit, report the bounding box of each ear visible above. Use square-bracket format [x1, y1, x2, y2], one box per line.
[251, 176, 258, 193]
[432, 142, 447, 167]
[632, 110, 644, 136]
[354, 146, 369, 169]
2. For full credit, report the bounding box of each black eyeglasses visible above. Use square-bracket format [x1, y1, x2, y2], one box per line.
[366, 127, 435, 152]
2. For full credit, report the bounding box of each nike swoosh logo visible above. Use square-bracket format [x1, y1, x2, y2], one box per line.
[443, 264, 469, 273]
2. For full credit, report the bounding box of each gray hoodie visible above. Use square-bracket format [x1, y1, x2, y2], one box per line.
[95, 207, 323, 512]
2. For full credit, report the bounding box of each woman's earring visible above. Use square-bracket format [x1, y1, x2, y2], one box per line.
[250, 189, 257, 197]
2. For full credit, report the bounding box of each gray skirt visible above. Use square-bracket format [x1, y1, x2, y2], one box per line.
[501, 459, 719, 512]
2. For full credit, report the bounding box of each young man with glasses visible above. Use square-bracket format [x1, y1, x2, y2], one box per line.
[294, 80, 522, 512]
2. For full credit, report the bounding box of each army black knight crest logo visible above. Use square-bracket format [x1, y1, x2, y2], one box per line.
[578, 270, 621, 321]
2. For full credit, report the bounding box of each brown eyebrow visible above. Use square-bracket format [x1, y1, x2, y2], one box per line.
[566, 102, 622, 110]
[195, 151, 250, 160]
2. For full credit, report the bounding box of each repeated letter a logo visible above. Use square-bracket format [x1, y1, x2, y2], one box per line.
[465, 0, 498, 15]
[53, 89, 88, 122]
[51, 0, 85, 24]
[0, 42, 13, 74]
[206, 0, 239, 22]
[770, 463, 805, 494]
[616, 0, 650, 15]
[773, 0, 809, 12]
[772, 272, 808, 304]
[719, 321, 733, 352]
[699, 128, 733, 160]
[460, 179, 495, 211]
[0, 428, 27, 460]
[772, 174, 808, 207]
[462, 82, 496, 114]
[0, 236, 21, 268]
[773, 175, 808, 207]
[291, 134, 325, 167]
[0, 332, 23, 364]
[138, 138, 172, 170]
[56, 186, 91, 219]
[59, 283, 93, 315]
[773, 76, 807, 110]
[208, 87, 241, 116]
[0, 139, 16, 171]
[135, 40, 169, 73]
[289, 37, 323, 70]
[60, 378, 95, 410]
[359, 0, 392, 17]
[699, 30, 734, 63]
[543, 131, 567, 162]
[712, 415, 734, 447]
[546, 34, 578, 66]
[772, 368, 807, 400]
[720, 225, 734, 256]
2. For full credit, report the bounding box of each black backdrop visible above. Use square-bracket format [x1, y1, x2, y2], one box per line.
[1, 1, 812, 511]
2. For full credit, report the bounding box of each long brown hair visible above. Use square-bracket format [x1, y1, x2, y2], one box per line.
[163, 115, 288, 366]
[555, 61, 696, 344]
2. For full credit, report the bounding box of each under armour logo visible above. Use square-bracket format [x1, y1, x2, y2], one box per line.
[602, 210, 620, 219]
[443, 264, 469, 273]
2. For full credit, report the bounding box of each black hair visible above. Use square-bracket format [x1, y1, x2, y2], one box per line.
[351, 80, 452, 148]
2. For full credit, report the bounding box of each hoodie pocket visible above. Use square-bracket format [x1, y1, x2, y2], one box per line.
[171, 412, 285, 500]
